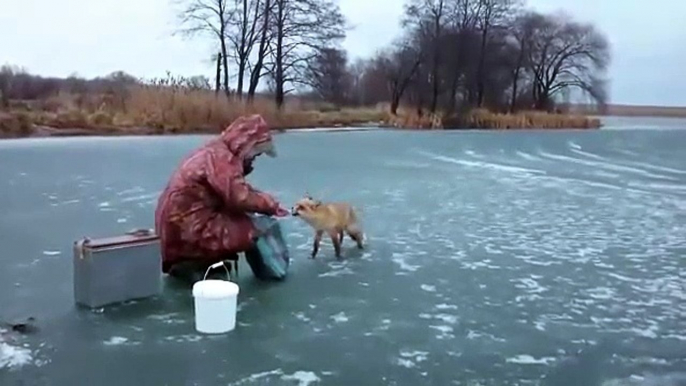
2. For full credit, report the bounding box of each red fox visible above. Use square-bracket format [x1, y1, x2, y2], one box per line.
[291, 195, 364, 259]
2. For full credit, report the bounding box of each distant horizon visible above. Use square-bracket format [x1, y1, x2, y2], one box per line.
[1, 0, 685, 107]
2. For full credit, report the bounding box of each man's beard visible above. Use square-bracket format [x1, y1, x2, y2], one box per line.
[243, 158, 254, 176]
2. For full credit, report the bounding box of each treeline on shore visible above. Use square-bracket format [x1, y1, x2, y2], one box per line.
[0, 0, 608, 137]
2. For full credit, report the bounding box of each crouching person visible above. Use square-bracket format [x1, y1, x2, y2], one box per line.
[154, 114, 289, 284]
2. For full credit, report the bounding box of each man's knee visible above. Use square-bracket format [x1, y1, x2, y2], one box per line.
[168, 260, 209, 284]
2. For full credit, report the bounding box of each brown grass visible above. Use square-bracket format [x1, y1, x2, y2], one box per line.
[0, 111, 34, 137]
[442, 108, 601, 130]
[385, 110, 442, 129]
[2, 86, 390, 137]
[0, 85, 601, 138]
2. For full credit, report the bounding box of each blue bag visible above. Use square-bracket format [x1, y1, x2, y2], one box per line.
[244, 215, 290, 280]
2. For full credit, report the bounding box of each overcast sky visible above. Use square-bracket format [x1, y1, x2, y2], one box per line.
[1, 0, 684, 106]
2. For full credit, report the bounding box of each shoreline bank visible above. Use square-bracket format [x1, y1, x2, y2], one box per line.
[0, 122, 602, 140]
[1, 112, 604, 139]
[0, 122, 392, 139]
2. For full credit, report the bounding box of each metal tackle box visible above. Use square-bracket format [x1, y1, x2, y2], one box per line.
[73, 229, 162, 308]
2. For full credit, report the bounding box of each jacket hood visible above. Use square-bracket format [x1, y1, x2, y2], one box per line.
[219, 114, 276, 159]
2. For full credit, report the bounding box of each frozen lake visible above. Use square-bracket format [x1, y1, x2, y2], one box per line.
[1, 117, 685, 385]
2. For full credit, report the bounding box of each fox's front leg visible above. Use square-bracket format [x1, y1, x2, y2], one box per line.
[328, 230, 342, 259]
[311, 230, 323, 259]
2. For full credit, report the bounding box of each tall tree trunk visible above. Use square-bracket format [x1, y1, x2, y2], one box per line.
[429, 8, 441, 114]
[390, 81, 405, 115]
[510, 42, 525, 112]
[509, 67, 520, 113]
[274, 0, 285, 109]
[389, 58, 421, 116]
[533, 81, 550, 111]
[236, 66, 244, 98]
[476, 22, 488, 108]
[221, 35, 230, 98]
[447, 73, 459, 114]
[429, 70, 439, 113]
[236, 0, 249, 98]
[219, 3, 230, 99]
[248, 0, 270, 100]
[390, 91, 400, 115]
[215, 52, 222, 95]
[430, 53, 439, 113]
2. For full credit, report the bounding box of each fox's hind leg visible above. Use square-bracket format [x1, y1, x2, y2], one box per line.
[346, 223, 364, 249]
[328, 230, 342, 259]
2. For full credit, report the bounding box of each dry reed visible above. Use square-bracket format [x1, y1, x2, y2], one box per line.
[442, 108, 601, 130]
[0, 84, 600, 138]
[6, 85, 388, 136]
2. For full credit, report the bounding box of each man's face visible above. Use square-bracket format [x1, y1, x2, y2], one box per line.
[242, 140, 275, 176]
[243, 156, 255, 176]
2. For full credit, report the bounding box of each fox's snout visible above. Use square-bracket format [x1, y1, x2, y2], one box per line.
[291, 199, 315, 217]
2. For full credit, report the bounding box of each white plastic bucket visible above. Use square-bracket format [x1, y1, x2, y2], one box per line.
[192, 262, 240, 334]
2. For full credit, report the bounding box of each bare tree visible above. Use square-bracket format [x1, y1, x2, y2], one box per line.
[269, 0, 346, 109]
[247, 0, 272, 100]
[374, 36, 424, 115]
[303, 47, 351, 104]
[473, 0, 519, 107]
[347, 58, 368, 105]
[175, 0, 232, 97]
[526, 12, 610, 110]
[0, 65, 62, 103]
[0, 65, 18, 108]
[167, 0, 609, 114]
[506, 10, 535, 111]
[186, 75, 214, 90]
[440, 0, 481, 112]
[214, 51, 222, 94]
[348, 58, 388, 106]
[402, 0, 450, 114]
[226, 0, 265, 98]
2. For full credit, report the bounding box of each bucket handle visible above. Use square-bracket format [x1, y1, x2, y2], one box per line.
[203, 261, 231, 281]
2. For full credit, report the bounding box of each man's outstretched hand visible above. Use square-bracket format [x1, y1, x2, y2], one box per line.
[274, 206, 290, 217]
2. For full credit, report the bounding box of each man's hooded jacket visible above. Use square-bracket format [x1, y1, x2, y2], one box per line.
[154, 114, 280, 273]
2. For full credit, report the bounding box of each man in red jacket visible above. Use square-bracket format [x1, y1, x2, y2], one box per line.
[155, 114, 289, 283]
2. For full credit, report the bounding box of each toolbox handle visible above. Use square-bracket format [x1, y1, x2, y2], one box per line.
[126, 228, 154, 237]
